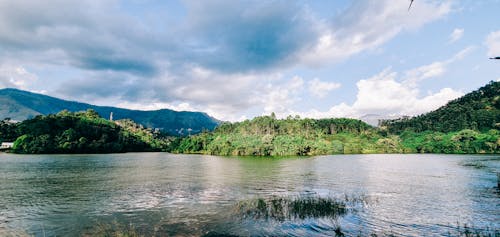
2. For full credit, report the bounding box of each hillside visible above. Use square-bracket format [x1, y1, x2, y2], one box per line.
[380, 81, 500, 133]
[3, 110, 169, 154]
[169, 82, 500, 156]
[167, 116, 406, 156]
[0, 88, 219, 135]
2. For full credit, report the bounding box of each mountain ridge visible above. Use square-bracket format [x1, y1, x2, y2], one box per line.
[0, 88, 220, 135]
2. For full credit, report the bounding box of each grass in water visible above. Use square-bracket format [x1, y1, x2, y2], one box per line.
[233, 195, 366, 221]
[82, 221, 143, 237]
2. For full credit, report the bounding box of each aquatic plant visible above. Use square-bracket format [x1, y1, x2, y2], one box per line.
[233, 195, 361, 221]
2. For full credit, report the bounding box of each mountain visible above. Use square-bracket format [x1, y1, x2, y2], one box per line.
[360, 114, 402, 126]
[0, 88, 220, 135]
[380, 81, 500, 133]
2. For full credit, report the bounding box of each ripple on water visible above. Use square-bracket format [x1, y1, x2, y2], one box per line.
[0, 153, 499, 236]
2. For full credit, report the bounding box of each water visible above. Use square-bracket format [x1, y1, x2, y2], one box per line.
[0, 153, 498, 236]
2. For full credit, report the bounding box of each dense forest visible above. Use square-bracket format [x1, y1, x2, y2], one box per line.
[0, 110, 169, 154]
[380, 81, 500, 133]
[168, 114, 499, 156]
[169, 82, 500, 156]
[1, 82, 499, 155]
[167, 116, 393, 156]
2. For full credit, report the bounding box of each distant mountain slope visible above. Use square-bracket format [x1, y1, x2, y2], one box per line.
[0, 88, 219, 135]
[381, 81, 500, 133]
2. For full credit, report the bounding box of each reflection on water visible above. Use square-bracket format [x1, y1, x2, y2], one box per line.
[0, 153, 498, 236]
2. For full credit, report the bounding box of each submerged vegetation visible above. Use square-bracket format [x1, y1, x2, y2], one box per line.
[79, 194, 499, 237]
[233, 194, 372, 221]
[234, 196, 350, 221]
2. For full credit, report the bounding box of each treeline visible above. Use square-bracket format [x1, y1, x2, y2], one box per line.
[167, 116, 408, 156]
[400, 129, 499, 154]
[0, 110, 170, 154]
[2, 82, 499, 155]
[168, 115, 499, 156]
[380, 81, 500, 133]
[168, 81, 500, 157]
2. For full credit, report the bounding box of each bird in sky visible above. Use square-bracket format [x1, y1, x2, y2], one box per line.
[408, 0, 414, 11]
[490, 57, 500, 60]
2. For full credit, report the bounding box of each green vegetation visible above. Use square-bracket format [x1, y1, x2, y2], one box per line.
[0, 88, 219, 135]
[1, 109, 169, 154]
[0, 118, 18, 143]
[168, 115, 499, 156]
[167, 116, 406, 156]
[380, 81, 500, 133]
[399, 129, 500, 154]
[234, 196, 350, 221]
[169, 82, 500, 156]
[1, 81, 499, 155]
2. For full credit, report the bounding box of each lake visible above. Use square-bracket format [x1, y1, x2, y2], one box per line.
[0, 153, 498, 236]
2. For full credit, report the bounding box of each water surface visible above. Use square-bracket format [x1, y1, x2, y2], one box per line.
[0, 153, 498, 236]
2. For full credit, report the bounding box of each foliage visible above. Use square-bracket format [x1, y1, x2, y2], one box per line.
[3, 110, 170, 154]
[0, 88, 219, 135]
[0, 118, 19, 143]
[234, 196, 350, 221]
[167, 81, 499, 156]
[380, 81, 500, 133]
[2, 81, 499, 155]
[400, 129, 499, 154]
[167, 116, 410, 156]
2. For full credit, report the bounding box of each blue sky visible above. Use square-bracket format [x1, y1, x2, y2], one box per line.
[0, 0, 499, 122]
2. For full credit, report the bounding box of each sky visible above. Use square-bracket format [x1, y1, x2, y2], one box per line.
[0, 0, 499, 122]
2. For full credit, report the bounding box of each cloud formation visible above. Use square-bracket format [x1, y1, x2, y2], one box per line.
[0, 64, 38, 90]
[449, 28, 464, 43]
[293, 48, 470, 120]
[308, 78, 341, 98]
[300, 0, 451, 65]
[0, 0, 459, 121]
[485, 30, 500, 57]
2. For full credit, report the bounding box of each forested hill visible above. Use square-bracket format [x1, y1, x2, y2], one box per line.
[2, 110, 169, 154]
[168, 116, 392, 156]
[381, 81, 500, 133]
[0, 88, 219, 135]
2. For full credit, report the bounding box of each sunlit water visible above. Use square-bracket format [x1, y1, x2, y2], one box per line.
[0, 153, 498, 236]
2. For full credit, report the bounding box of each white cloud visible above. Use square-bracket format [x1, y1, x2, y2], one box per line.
[260, 76, 304, 116]
[308, 78, 341, 98]
[293, 49, 470, 121]
[295, 68, 463, 120]
[449, 28, 464, 43]
[352, 69, 418, 115]
[301, 0, 452, 65]
[485, 30, 500, 57]
[0, 64, 38, 89]
[0, 1, 463, 123]
[402, 46, 474, 86]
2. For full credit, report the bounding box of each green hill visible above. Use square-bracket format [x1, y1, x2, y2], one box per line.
[0, 88, 219, 135]
[4, 110, 169, 154]
[169, 82, 500, 156]
[380, 81, 500, 133]
[167, 116, 404, 156]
